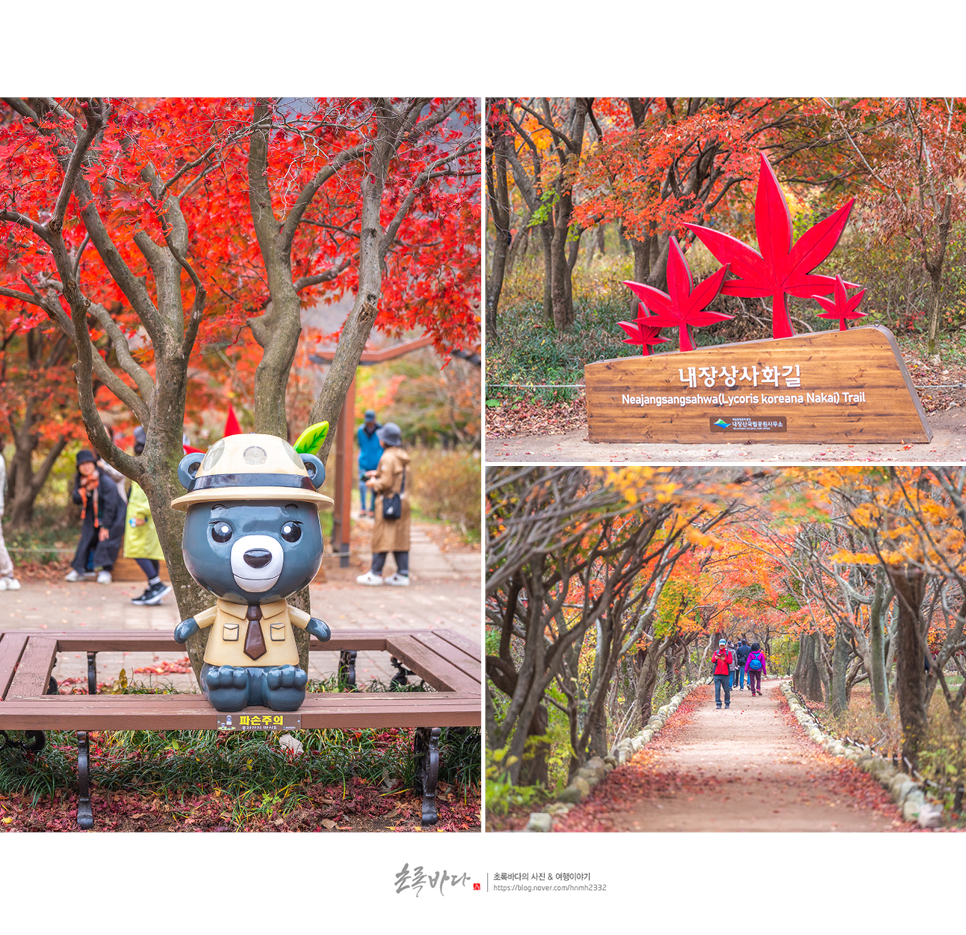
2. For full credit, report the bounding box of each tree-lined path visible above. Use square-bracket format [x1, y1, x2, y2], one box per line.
[552, 680, 909, 832]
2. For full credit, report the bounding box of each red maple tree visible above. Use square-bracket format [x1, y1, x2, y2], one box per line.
[0, 97, 480, 646]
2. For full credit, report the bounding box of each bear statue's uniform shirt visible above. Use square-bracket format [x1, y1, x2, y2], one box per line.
[193, 597, 312, 668]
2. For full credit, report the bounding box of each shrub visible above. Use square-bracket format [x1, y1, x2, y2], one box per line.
[408, 449, 480, 540]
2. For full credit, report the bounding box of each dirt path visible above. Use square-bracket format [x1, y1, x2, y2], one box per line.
[554, 680, 908, 832]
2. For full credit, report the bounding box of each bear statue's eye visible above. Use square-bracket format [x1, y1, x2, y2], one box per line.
[281, 522, 302, 543]
[211, 522, 233, 543]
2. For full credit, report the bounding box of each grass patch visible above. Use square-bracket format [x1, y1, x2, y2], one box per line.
[486, 295, 637, 404]
[0, 675, 480, 830]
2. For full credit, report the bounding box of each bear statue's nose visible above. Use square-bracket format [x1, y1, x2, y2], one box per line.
[243, 548, 273, 569]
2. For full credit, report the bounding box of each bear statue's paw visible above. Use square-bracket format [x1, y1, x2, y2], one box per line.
[262, 665, 308, 711]
[203, 664, 251, 712]
[265, 664, 308, 690]
[206, 665, 249, 689]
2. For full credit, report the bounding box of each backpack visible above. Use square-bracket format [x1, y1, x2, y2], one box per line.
[748, 654, 763, 671]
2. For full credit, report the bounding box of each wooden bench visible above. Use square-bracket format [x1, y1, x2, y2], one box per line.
[0, 628, 480, 829]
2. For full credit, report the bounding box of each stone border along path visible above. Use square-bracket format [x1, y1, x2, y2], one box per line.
[780, 682, 943, 829]
[523, 679, 705, 832]
[522, 678, 942, 832]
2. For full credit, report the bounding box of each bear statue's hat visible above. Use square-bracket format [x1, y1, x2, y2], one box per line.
[171, 433, 334, 511]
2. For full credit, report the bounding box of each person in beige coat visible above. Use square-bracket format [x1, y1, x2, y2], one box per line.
[357, 422, 411, 586]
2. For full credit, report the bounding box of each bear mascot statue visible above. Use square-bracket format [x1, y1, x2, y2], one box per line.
[171, 433, 333, 712]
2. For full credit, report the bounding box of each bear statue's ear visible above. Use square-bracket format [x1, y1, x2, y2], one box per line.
[178, 452, 205, 490]
[300, 454, 325, 489]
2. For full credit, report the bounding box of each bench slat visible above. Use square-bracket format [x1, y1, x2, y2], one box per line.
[6, 637, 57, 699]
[411, 632, 481, 686]
[10, 629, 465, 656]
[385, 635, 479, 693]
[41, 632, 395, 653]
[0, 691, 480, 730]
[432, 629, 481, 662]
[0, 633, 28, 700]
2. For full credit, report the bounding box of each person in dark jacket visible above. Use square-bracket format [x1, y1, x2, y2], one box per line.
[711, 639, 733, 709]
[356, 409, 383, 518]
[735, 638, 752, 690]
[66, 449, 125, 583]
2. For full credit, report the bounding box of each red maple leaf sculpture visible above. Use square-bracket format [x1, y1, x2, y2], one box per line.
[622, 237, 731, 353]
[814, 274, 867, 331]
[684, 154, 855, 340]
[617, 308, 669, 356]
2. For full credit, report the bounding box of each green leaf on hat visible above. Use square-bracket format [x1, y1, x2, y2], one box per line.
[293, 421, 329, 456]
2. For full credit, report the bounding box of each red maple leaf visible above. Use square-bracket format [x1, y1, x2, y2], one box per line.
[622, 237, 731, 353]
[617, 307, 669, 356]
[685, 154, 855, 340]
[814, 274, 867, 331]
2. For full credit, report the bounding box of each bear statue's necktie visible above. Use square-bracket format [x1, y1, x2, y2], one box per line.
[244, 604, 267, 660]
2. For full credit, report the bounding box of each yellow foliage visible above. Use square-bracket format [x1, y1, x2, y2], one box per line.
[828, 550, 878, 565]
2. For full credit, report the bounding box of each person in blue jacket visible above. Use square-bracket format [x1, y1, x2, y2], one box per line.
[356, 409, 383, 518]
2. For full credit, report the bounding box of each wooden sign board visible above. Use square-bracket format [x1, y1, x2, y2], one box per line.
[585, 326, 931, 444]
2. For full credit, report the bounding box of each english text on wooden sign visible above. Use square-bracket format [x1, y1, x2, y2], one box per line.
[585, 326, 931, 444]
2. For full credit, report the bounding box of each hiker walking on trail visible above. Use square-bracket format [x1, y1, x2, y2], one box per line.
[729, 640, 740, 689]
[745, 642, 767, 696]
[356, 409, 383, 519]
[356, 422, 411, 587]
[735, 638, 751, 690]
[712, 639, 733, 709]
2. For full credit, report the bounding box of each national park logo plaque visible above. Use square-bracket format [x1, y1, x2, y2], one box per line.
[585, 154, 932, 445]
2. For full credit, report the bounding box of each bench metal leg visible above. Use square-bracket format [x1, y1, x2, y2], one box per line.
[87, 652, 97, 695]
[390, 656, 414, 689]
[77, 731, 93, 830]
[338, 650, 356, 690]
[413, 727, 440, 827]
[0, 730, 46, 753]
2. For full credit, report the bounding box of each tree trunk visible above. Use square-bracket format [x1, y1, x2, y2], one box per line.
[4, 330, 73, 527]
[888, 564, 928, 770]
[506, 221, 527, 277]
[634, 644, 664, 727]
[518, 703, 550, 787]
[829, 620, 850, 716]
[539, 222, 553, 324]
[629, 236, 651, 314]
[793, 632, 825, 703]
[6, 432, 68, 527]
[550, 208, 574, 331]
[869, 573, 890, 714]
[586, 701, 608, 761]
[648, 232, 670, 293]
[485, 107, 511, 340]
[925, 193, 952, 358]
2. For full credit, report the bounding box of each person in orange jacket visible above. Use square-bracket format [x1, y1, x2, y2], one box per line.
[712, 638, 733, 709]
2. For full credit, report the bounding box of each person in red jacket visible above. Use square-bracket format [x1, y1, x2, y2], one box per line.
[745, 642, 767, 696]
[712, 638, 733, 709]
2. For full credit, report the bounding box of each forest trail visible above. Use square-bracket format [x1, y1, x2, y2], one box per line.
[553, 680, 909, 832]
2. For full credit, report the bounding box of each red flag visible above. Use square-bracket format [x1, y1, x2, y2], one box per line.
[224, 405, 241, 437]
